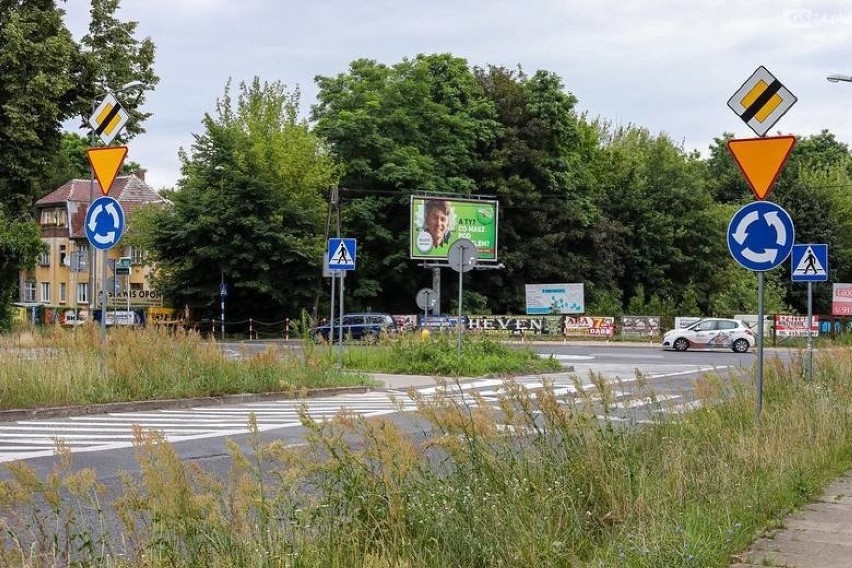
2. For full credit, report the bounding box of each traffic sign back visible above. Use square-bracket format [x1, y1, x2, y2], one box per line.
[727, 136, 796, 200]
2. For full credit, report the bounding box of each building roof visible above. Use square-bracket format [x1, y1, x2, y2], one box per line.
[36, 174, 170, 239]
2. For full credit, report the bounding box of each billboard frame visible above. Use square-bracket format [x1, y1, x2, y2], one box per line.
[409, 195, 499, 261]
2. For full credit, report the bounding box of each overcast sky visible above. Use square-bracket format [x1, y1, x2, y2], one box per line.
[61, 0, 852, 190]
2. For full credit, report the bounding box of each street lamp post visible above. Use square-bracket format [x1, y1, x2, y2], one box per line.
[827, 73, 852, 83]
[88, 81, 145, 337]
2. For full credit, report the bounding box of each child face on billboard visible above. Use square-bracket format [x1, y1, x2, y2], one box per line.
[425, 204, 450, 247]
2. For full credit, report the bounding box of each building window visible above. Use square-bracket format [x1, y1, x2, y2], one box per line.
[77, 283, 89, 304]
[59, 283, 67, 303]
[38, 249, 50, 267]
[23, 282, 36, 303]
[39, 208, 66, 227]
[129, 246, 145, 265]
[60, 244, 67, 267]
[131, 283, 144, 292]
[40, 282, 50, 303]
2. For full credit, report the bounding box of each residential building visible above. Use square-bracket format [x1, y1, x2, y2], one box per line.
[18, 173, 170, 324]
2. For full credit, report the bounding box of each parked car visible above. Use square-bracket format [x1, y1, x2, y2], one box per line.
[661, 318, 755, 353]
[312, 313, 399, 343]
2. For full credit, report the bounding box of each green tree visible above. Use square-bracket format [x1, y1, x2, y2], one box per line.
[312, 54, 499, 312]
[145, 79, 336, 320]
[472, 66, 602, 313]
[0, 211, 45, 329]
[595, 125, 724, 310]
[677, 282, 701, 316]
[78, 0, 158, 140]
[0, 0, 86, 215]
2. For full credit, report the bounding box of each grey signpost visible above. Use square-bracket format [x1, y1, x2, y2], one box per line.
[448, 239, 477, 357]
[416, 287, 436, 329]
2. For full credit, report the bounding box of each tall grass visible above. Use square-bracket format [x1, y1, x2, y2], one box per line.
[0, 347, 850, 566]
[0, 326, 369, 410]
[327, 330, 562, 376]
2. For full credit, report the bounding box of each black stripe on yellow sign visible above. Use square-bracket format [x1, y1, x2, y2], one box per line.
[740, 79, 782, 123]
[94, 101, 124, 136]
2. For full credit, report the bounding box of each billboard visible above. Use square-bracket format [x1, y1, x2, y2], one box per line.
[525, 283, 584, 314]
[832, 283, 852, 316]
[410, 196, 498, 260]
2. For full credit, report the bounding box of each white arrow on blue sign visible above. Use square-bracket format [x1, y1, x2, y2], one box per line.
[328, 238, 357, 270]
[727, 201, 795, 271]
[85, 196, 125, 251]
[791, 244, 828, 282]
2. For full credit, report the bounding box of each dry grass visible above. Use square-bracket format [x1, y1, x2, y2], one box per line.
[0, 346, 849, 566]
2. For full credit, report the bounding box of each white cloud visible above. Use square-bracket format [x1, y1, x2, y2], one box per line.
[60, 0, 852, 189]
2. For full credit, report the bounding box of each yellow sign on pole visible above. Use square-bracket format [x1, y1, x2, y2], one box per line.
[727, 135, 796, 200]
[88, 93, 130, 145]
[86, 146, 128, 195]
[727, 66, 797, 137]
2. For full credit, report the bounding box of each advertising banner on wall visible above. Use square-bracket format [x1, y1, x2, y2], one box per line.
[409, 196, 498, 261]
[620, 316, 661, 337]
[832, 283, 852, 316]
[774, 315, 819, 337]
[525, 283, 584, 314]
[562, 316, 615, 337]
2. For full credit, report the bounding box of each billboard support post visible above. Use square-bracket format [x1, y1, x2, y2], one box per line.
[432, 267, 441, 315]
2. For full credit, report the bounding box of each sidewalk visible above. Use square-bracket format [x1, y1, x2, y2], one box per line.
[373, 374, 852, 568]
[731, 473, 852, 567]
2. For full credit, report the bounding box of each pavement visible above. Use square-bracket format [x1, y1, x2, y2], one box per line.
[374, 373, 852, 568]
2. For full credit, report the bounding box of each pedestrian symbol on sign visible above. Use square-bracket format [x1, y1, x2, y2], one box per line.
[791, 244, 828, 282]
[327, 238, 357, 271]
[333, 242, 351, 264]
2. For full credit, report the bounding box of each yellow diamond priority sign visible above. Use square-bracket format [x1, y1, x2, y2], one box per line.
[88, 93, 130, 145]
[727, 66, 797, 137]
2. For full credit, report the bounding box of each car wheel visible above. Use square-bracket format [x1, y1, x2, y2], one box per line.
[673, 337, 689, 352]
[363, 331, 378, 344]
[732, 338, 750, 353]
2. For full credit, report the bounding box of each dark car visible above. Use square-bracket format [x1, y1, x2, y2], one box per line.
[312, 313, 399, 343]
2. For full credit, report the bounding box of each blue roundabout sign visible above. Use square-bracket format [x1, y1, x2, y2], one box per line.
[727, 201, 795, 271]
[85, 196, 125, 251]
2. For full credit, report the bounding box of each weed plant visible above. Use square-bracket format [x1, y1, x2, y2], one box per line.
[329, 330, 562, 376]
[0, 325, 368, 411]
[0, 345, 850, 566]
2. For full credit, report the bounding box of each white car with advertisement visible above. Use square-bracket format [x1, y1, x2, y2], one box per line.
[661, 318, 755, 353]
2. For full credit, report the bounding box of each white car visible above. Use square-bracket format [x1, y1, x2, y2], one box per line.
[661, 318, 755, 353]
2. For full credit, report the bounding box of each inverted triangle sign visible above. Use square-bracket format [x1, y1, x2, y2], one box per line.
[86, 146, 128, 195]
[727, 135, 796, 200]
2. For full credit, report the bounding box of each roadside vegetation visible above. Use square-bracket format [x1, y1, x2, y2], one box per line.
[0, 338, 850, 566]
[0, 325, 556, 411]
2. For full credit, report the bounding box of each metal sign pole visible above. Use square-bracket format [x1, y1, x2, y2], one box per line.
[756, 271, 765, 422]
[457, 252, 464, 357]
[338, 271, 344, 368]
[807, 281, 814, 380]
[330, 270, 336, 347]
[100, 251, 108, 338]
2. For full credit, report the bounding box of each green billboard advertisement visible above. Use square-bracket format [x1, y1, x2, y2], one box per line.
[409, 196, 499, 260]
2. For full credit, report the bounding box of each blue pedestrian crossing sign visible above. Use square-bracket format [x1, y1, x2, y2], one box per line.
[791, 244, 828, 282]
[85, 196, 125, 251]
[727, 201, 795, 271]
[328, 238, 357, 270]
